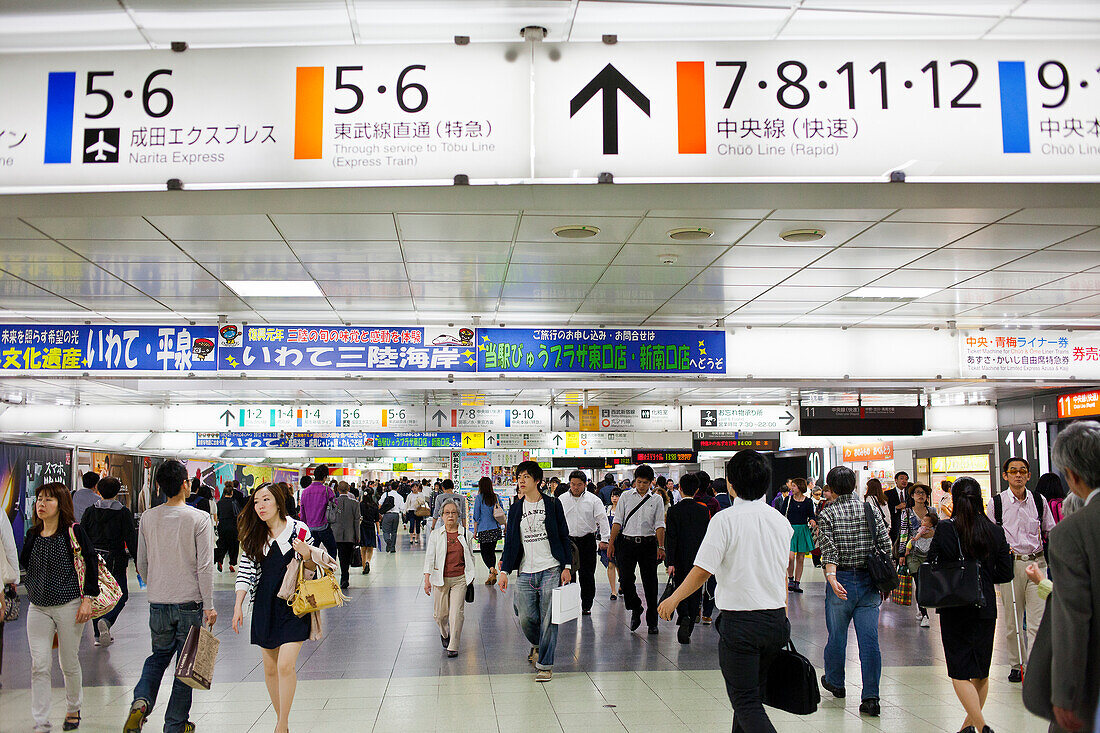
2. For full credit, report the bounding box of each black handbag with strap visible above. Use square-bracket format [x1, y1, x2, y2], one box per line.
[763, 639, 820, 715]
[916, 520, 983, 609]
[862, 503, 899, 593]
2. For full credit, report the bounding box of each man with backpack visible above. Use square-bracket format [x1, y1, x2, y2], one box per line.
[988, 456, 1056, 683]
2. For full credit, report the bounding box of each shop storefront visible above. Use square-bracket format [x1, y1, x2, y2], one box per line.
[914, 446, 996, 516]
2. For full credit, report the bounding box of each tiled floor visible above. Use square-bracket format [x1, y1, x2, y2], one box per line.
[0, 539, 1051, 733]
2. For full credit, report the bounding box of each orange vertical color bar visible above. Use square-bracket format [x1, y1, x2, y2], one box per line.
[676, 61, 706, 154]
[381, 409, 388, 428]
[294, 66, 324, 160]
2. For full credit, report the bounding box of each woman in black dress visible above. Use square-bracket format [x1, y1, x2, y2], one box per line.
[927, 477, 1014, 733]
[231, 483, 318, 733]
[359, 490, 379, 574]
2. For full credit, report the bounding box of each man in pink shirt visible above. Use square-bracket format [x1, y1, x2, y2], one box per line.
[988, 456, 1056, 682]
[299, 466, 337, 558]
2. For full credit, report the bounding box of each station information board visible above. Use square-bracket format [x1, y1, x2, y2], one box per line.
[631, 449, 698, 464]
[693, 435, 779, 452]
[1057, 390, 1100, 419]
[799, 406, 925, 436]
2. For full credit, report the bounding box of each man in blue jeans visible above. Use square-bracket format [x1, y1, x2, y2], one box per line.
[126, 460, 216, 733]
[816, 465, 892, 717]
[498, 460, 573, 682]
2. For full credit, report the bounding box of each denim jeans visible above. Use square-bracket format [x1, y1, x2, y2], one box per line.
[824, 570, 882, 701]
[380, 513, 400, 552]
[133, 602, 203, 733]
[514, 567, 560, 670]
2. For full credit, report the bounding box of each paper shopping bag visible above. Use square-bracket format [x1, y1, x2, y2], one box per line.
[174, 625, 220, 690]
[551, 583, 581, 624]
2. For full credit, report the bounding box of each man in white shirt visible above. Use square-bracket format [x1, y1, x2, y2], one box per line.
[560, 470, 611, 616]
[608, 464, 666, 634]
[658, 450, 792, 733]
[379, 484, 405, 553]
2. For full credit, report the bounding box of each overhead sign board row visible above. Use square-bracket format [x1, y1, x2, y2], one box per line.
[1, 41, 1095, 191]
[682, 405, 798, 432]
[196, 432, 463, 449]
[1058, 390, 1100, 419]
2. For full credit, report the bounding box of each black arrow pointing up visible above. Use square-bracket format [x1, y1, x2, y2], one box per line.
[431, 409, 447, 428]
[570, 63, 650, 155]
[560, 409, 576, 428]
[463, 435, 472, 446]
[220, 409, 234, 427]
[552, 434, 563, 445]
[783, 410, 795, 425]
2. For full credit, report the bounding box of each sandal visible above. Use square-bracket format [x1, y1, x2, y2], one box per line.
[63, 712, 80, 731]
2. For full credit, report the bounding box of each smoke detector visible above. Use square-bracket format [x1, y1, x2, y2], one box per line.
[779, 228, 826, 243]
[552, 225, 600, 239]
[659, 253, 679, 265]
[667, 227, 714, 241]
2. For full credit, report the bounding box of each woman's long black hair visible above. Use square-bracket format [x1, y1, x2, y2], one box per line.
[478, 476, 498, 507]
[950, 477, 997, 557]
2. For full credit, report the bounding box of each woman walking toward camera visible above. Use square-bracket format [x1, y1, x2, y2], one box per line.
[232, 484, 320, 733]
[20, 482, 99, 732]
[423, 500, 476, 658]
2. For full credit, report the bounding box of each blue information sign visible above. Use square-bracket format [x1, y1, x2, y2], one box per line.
[476, 328, 726, 374]
[0, 324, 218, 372]
[217, 325, 477, 373]
[196, 432, 462, 449]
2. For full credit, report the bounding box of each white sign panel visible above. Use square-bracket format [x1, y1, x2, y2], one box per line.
[484, 433, 545, 449]
[433, 406, 551, 432]
[0, 44, 529, 192]
[959, 331, 1100, 379]
[222, 405, 423, 432]
[534, 41, 1100, 181]
[683, 405, 798, 432]
[596, 406, 680, 431]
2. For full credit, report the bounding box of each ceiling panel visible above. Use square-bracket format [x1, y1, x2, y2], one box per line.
[26, 216, 165, 240]
[271, 214, 398, 240]
[290, 241, 404, 262]
[205, 261, 313, 279]
[999, 209, 1100, 225]
[0, 240, 88, 263]
[516, 215, 640, 243]
[1045, 229, 1100, 251]
[1043, 272, 1100, 292]
[987, 16, 1100, 37]
[782, 268, 890, 286]
[752, 284, 855, 301]
[501, 282, 593, 299]
[627, 217, 757, 245]
[809, 301, 899, 316]
[497, 299, 582, 312]
[885, 209, 1017, 224]
[991, 290, 1090, 306]
[305, 262, 408, 280]
[505, 264, 607, 283]
[953, 270, 1066, 289]
[408, 281, 499, 299]
[693, 267, 799, 286]
[870, 269, 984, 288]
[733, 301, 830, 314]
[676, 283, 773, 301]
[810, 247, 928, 269]
[885, 302, 977, 318]
[0, 219, 48, 239]
[997, 250, 1100, 272]
[402, 241, 511, 263]
[414, 297, 499, 311]
[146, 215, 283, 240]
[844, 222, 985, 248]
[0, 277, 53, 298]
[571, 1, 788, 41]
[921, 288, 1020, 304]
[177, 241, 298, 262]
[317, 280, 415, 298]
[60, 239, 191, 262]
[737, 220, 874, 247]
[1, 261, 115, 280]
[612, 243, 728, 268]
[100, 262, 214, 280]
[510, 241, 621, 266]
[769, 209, 894, 222]
[405, 262, 507, 281]
[127, 280, 234, 298]
[946, 223, 1092, 249]
[908, 248, 1027, 270]
[651, 301, 741, 317]
[713, 246, 830, 268]
[781, 8, 998, 36]
[599, 265, 703, 286]
[398, 214, 517, 242]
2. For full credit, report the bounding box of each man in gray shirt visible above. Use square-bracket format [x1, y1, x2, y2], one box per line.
[72, 471, 100, 524]
[431, 479, 467, 531]
[125, 460, 215, 733]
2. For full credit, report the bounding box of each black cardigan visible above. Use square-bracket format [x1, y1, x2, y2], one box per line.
[19, 523, 100, 598]
[499, 493, 573, 574]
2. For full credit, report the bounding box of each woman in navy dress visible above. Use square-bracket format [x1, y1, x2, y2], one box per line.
[232, 484, 318, 733]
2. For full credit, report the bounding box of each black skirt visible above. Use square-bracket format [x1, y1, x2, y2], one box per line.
[251, 544, 310, 650]
[940, 616, 996, 680]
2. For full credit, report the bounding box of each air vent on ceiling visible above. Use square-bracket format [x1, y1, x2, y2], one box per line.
[552, 225, 600, 239]
[667, 227, 714, 241]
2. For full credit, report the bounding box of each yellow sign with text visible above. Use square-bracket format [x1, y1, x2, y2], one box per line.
[566, 432, 580, 449]
[580, 407, 600, 432]
[462, 432, 484, 449]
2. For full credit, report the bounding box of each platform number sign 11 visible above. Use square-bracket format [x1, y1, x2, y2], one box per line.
[998, 425, 1038, 491]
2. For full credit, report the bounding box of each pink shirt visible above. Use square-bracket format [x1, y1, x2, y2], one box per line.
[988, 489, 1056, 555]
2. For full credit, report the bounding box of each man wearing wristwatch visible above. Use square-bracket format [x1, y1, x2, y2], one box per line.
[608, 464, 666, 635]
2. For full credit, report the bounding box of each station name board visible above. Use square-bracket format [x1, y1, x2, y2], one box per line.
[631, 449, 698, 464]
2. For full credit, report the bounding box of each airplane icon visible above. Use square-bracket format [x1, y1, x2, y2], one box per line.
[82, 128, 120, 163]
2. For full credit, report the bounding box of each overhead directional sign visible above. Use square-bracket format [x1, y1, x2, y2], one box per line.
[683, 405, 798, 432]
[434, 405, 551, 432]
[226, 404, 423, 432]
[596, 406, 679, 431]
[484, 433, 545, 449]
[570, 63, 651, 155]
[552, 406, 600, 431]
[196, 431, 462, 449]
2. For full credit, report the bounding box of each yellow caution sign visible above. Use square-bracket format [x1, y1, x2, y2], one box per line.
[461, 432, 484, 449]
[566, 432, 580, 449]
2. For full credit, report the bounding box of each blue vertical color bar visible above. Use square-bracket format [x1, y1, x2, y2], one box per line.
[504, 410, 510, 428]
[44, 71, 76, 164]
[336, 409, 342, 427]
[998, 61, 1030, 154]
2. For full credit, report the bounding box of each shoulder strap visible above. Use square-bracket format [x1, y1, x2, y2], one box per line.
[621, 493, 652, 533]
[993, 493, 1002, 525]
[1031, 490, 1044, 523]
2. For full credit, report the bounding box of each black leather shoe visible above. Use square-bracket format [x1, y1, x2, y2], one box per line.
[446, 650, 458, 658]
[677, 624, 692, 644]
[820, 675, 845, 698]
[982, 726, 995, 733]
[1008, 667, 1022, 683]
[629, 608, 642, 631]
[582, 608, 592, 616]
[441, 635, 449, 648]
[859, 698, 880, 716]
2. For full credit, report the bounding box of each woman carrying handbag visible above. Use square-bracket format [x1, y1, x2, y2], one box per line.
[423, 500, 476, 658]
[925, 477, 1014, 733]
[472, 477, 504, 585]
[231, 484, 320, 733]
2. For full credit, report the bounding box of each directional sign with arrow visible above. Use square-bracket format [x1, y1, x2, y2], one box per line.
[570, 63, 650, 155]
[682, 405, 800, 433]
[431, 409, 448, 428]
[220, 409, 235, 428]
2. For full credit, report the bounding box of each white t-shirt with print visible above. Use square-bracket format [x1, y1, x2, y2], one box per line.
[519, 497, 558, 574]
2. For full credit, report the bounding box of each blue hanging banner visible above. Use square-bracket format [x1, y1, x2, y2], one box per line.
[0, 324, 218, 372]
[217, 324, 477, 373]
[476, 327, 726, 374]
[196, 432, 463, 449]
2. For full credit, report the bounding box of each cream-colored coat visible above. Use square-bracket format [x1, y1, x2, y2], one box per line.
[423, 524, 476, 586]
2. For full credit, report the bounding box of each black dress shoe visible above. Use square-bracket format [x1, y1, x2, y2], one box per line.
[441, 635, 450, 648]
[1008, 667, 1022, 683]
[446, 650, 458, 658]
[582, 609, 592, 616]
[859, 698, 880, 716]
[820, 675, 845, 698]
[677, 624, 692, 644]
[629, 608, 642, 631]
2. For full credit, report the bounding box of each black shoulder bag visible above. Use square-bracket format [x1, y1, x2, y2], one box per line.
[862, 503, 899, 593]
[763, 638, 821, 715]
[915, 519, 983, 609]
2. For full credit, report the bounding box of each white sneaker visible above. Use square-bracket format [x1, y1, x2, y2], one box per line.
[920, 615, 930, 628]
[96, 618, 113, 647]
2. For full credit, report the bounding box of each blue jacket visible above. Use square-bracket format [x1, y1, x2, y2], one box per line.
[499, 492, 572, 574]
[472, 494, 503, 533]
[598, 483, 614, 506]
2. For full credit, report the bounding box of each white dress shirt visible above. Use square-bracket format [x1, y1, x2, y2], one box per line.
[559, 491, 611, 539]
[694, 495, 793, 612]
[613, 489, 666, 537]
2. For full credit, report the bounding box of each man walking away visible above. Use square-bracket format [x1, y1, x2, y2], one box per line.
[214, 487, 242, 573]
[658, 451, 792, 733]
[559, 470, 610, 616]
[332, 481, 361, 589]
[80, 477, 138, 647]
[663, 472, 711, 644]
[988, 456, 1055, 683]
[817, 465, 892, 717]
[608, 464, 666, 635]
[379, 483, 405, 553]
[299, 466, 338, 558]
[125, 460, 215, 733]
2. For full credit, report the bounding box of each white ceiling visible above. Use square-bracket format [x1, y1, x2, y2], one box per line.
[1, 0, 1099, 53]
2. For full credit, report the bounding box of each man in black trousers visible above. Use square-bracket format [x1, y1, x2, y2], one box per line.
[664, 472, 712, 643]
[608, 464, 666, 635]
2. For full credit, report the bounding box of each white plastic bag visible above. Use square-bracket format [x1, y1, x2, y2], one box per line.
[551, 582, 581, 624]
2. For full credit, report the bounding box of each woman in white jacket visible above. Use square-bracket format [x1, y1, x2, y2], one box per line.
[1, 508, 20, 687]
[423, 499, 475, 658]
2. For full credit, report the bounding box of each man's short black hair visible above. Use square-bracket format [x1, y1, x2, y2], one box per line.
[696, 470, 711, 489]
[679, 472, 699, 495]
[1002, 456, 1031, 474]
[894, 471, 909, 481]
[656, 476, 667, 488]
[313, 465, 329, 482]
[82, 471, 100, 490]
[828, 465, 858, 495]
[442, 479, 454, 491]
[725, 451, 770, 501]
[97, 476, 122, 500]
[516, 460, 544, 483]
[568, 470, 587, 483]
[155, 460, 189, 498]
[299, 475, 312, 489]
[634, 464, 655, 481]
[603, 474, 615, 485]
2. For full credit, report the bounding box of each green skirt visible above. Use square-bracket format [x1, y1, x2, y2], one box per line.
[791, 524, 815, 554]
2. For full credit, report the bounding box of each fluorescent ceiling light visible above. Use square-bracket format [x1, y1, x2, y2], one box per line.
[844, 287, 940, 301]
[225, 281, 324, 298]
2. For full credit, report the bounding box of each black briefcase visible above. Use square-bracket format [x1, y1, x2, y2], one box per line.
[763, 640, 820, 715]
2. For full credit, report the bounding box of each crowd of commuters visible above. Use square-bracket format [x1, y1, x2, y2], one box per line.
[0, 421, 1097, 733]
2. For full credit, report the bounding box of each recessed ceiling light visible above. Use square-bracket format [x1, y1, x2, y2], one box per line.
[779, 228, 826, 243]
[225, 280, 324, 297]
[843, 286, 940, 301]
[667, 227, 715, 241]
[552, 225, 600, 239]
